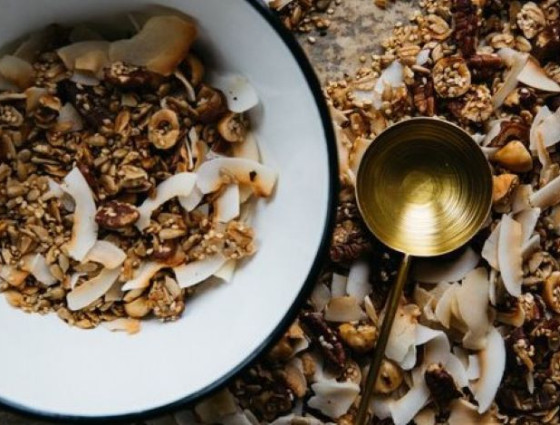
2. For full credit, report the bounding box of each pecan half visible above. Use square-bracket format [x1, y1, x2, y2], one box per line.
[467, 53, 504, 80]
[424, 363, 462, 409]
[330, 199, 372, 263]
[95, 201, 140, 229]
[300, 311, 346, 370]
[412, 75, 435, 116]
[452, 0, 479, 57]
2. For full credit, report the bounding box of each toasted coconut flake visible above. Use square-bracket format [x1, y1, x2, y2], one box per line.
[446, 352, 469, 388]
[512, 184, 533, 213]
[105, 278, 123, 302]
[212, 74, 259, 113]
[518, 57, 560, 92]
[70, 71, 100, 86]
[69, 273, 84, 290]
[0, 265, 29, 287]
[386, 304, 419, 364]
[174, 253, 227, 289]
[63, 167, 98, 261]
[466, 354, 481, 381]
[537, 107, 560, 149]
[335, 124, 351, 181]
[347, 259, 371, 300]
[83, 240, 126, 269]
[458, 268, 490, 350]
[197, 158, 277, 197]
[515, 208, 540, 242]
[530, 174, 560, 209]
[0, 55, 34, 89]
[448, 399, 500, 425]
[24, 86, 48, 112]
[102, 318, 141, 335]
[373, 61, 404, 108]
[136, 172, 196, 230]
[529, 105, 551, 151]
[482, 120, 505, 146]
[214, 184, 240, 223]
[324, 296, 366, 322]
[178, 186, 203, 212]
[435, 284, 459, 328]
[493, 48, 529, 109]
[122, 261, 166, 291]
[194, 389, 237, 424]
[389, 368, 430, 425]
[56, 103, 84, 133]
[482, 223, 501, 270]
[214, 260, 236, 283]
[498, 215, 523, 297]
[307, 379, 360, 419]
[310, 283, 331, 312]
[232, 132, 260, 162]
[173, 69, 196, 102]
[472, 327, 506, 413]
[57, 41, 109, 73]
[109, 15, 197, 76]
[413, 247, 479, 284]
[349, 137, 373, 176]
[21, 254, 57, 286]
[522, 234, 541, 260]
[331, 273, 347, 297]
[67, 267, 120, 311]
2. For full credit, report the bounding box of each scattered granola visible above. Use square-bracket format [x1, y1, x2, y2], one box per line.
[0, 15, 277, 331]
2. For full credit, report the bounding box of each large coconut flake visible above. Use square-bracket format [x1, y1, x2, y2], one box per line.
[324, 296, 366, 322]
[21, 254, 57, 286]
[211, 73, 259, 113]
[310, 283, 331, 312]
[448, 400, 500, 425]
[63, 167, 98, 261]
[529, 105, 552, 152]
[515, 208, 541, 242]
[386, 304, 420, 365]
[457, 268, 490, 350]
[481, 223, 501, 270]
[413, 247, 479, 283]
[214, 260, 236, 283]
[57, 41, 110, 75]
[178, 186, 204, 212]
[518, 57, 560, 92]
[174, 253, 227, 289]
[67, 267, 120, 311]
[346, 259, 371, 299]
[389, 368, 430, 425]
[492, 48, 529, 109]
[83, 240, 126, 269]
[331, 273, 347, 297]
[232, 132, 260, 162]
[373, 61, 404, 108]
[109, 15, 197, 76]
[214, 184, 240, 223]
[536, 107, 560, 150]
[472, 327, 506, 413]
[435, 283, 459, 328]
[136, 172, 196, 230]
[102, 318, 141, 335]
[530, 174, 560, 209]
[0, 55, 34, 89]
[523, 234, 541, 260]
[498, 215, 523, 297]
[197, 158, 277, 197]
[512, 184, 533, 213]
[122, 261, 167, 291]
[307, 379, 360, 419]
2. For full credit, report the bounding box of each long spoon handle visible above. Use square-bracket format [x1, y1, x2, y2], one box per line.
[355, 253, 412, 425]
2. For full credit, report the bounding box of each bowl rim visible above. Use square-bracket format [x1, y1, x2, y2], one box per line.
[0, 0, 338, 423]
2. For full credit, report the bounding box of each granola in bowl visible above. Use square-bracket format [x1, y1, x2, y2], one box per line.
[0, 14, 277, 333]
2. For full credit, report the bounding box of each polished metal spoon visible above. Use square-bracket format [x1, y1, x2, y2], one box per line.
[354, 118, 493, 425]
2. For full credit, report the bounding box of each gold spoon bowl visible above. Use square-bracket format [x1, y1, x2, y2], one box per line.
[354, 118, 492, 424]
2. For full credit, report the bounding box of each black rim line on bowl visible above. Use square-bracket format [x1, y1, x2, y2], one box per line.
[0, 0, 339, 423]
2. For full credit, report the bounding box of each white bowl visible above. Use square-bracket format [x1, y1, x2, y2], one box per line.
[0, 0, 337, 421]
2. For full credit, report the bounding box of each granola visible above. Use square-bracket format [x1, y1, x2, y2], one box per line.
[0, 15, 277, 332]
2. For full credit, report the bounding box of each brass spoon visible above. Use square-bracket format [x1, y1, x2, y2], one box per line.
[354, 118, 492, 425]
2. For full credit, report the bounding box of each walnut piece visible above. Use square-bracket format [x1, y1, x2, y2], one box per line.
[95, 201, 140, 229]
[432, 57, 472, 98]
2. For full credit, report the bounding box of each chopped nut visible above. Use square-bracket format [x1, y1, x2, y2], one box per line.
[300, 312, 346, 371]
[543, 272, 560, 313]
[374, 359, 404, 394]
[338, 322, 378, 353]
[432, 57, 471, 98]
[492, 141, 533, 173]
[492, 174, 519, 206]
[517, 2, 546, 39]
[124, 296, 152, 318]
[424, 363, 462, 409]
[148, 108, 180, 150]
[95, 201, 140, 229]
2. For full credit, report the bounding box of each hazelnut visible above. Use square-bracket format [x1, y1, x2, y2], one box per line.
[492, 140, 533, 173]
[195, 85, 228, 123]
[217, 112, 248, 143]
[543, 272, 560, 313]
[124, 296, 152, 318]
[148, 108, 180, 150]
[338, 322, 378, 354]
[374, 359, 404, 394]
[492, 174, 519, 206]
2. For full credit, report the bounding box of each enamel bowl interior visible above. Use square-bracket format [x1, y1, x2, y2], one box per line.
[0, 0, 334, 419]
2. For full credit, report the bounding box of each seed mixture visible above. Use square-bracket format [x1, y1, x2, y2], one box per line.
[0, 14, 276, 333]
[163, 0, 560, 424]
